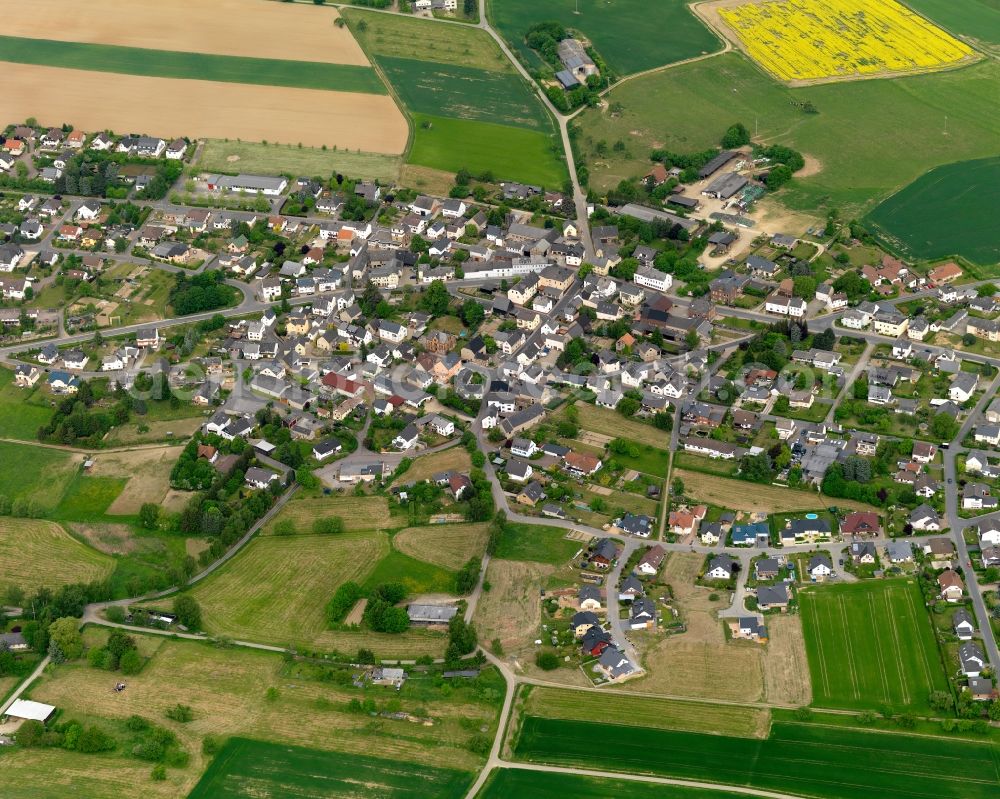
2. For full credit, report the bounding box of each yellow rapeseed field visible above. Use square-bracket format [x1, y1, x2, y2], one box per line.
[720, 0, 974, 82]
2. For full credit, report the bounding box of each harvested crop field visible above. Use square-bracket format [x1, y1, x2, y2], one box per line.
[265, 494, 392, 534]
[87, 445, 181, 515]
[625, 553, 764, 702]
[0, 748, 184, 799]
[523, 686, 769, 738]
[761, 615, 812, 706]
[573, 401, 670, 448]
[103, 416, 204, 446]
[475, 559, 552, 657]
[1, 64, 407, 153]
[674, 469, 877, 513]
[396, 446, 472, 485]
[394, 523, 489, 571]
[198, 139, 402, 183]
[175, 531, 389, 648]
[0, 0, 369, 65]
[0, 518, 113, 593]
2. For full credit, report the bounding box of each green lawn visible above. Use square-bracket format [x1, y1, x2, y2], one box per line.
[799, 580, 949, 714]
[0, 441, 80, 510]
[608, 442, 671, 477]
[866, 156, 1000, 264]
[0, 35, 385, 94]
[362, 547, 457, 595]
[0, 368, 53, 440]
[51, 475, 126, 522]
[478, 769, 760, 799]
[905, 0, 1000, 53]
[492, 524, 581, 565]
[575, 52, 1000, 214]
[379, 56, 550, 130]
[512, 717, 1000, 799]
[487, 0, 721, 75]
[409, 114, 567, 188]
[188, 737, 473, 799]
[197, 139, 402, 182]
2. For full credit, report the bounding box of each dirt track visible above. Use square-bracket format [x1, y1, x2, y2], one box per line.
[2, 63, 408, 153]
[0, 0, 369, 65]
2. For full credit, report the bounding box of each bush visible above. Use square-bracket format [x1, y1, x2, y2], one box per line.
[273, 519, 296, 536]
[165, 704, 193, 723]
[312, 517, 344, 535]
[151, 764, 167, 781]
[120, 649, 144, 675]
[326, 581, 364, 624]
[105, 606, 126, 624]
[173, 595, 202, 630]
[535, 651, 560, 670]
[202, 735, 221, 755]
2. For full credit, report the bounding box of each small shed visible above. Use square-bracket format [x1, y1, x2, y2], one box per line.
[4, 699, 56, 724]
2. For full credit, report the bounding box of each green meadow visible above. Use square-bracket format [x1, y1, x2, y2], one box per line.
[866, 156, 1000, 265]
[799, 579, 949, 714]
[575, 53, 1000, 213]
[513, 716, 1000, 799]
[0, 35, 385, 94]
[409, 114, 567, 187]
[488, 0, 721, 75]
[904, 0, 1000, 53]
[188, 737, 473, 799]
[478, 769, 762, 799]
[343, 8, 566, 187]
[379, 56, 551, 130]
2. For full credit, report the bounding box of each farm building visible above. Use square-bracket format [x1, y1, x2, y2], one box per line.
[407, 604, 458, 625]
[3, 699, 56, 724]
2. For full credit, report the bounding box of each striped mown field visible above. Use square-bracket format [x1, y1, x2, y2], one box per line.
[799, 579, 948, 713]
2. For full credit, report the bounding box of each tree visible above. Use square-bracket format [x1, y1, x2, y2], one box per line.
[929, 690, 955, 713]
[461, 300, 485, 328]
[48, 617, 83, 662]
[766, 164, 794, 191]
[535, 651, 560, 670]
[119, 649, 143, 675]
[138, 503, 160, 530]
[419, 280, 451, 316]
[173, 595, 202, 630]
[721, 122, 751, 148]
[739, 451, 773, 483]
[685, 329, 700, 349]
[930, 412, 959, 441]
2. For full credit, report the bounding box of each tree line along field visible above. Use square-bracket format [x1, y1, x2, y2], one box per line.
[0, 35, 385, 94]
[574, 52, 1000, 214]
[488, 0, 721, 75]
[865, 156, 1000, 265]
[512, 716, 1000, 799]
[343, 8, 567, 187]
[799, 579, 949, 714]
[477, 769, 770, 799]
[188, 738, 473, 799]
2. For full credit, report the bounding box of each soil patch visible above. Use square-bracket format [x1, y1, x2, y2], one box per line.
[0, 0, 369, 66]
[2, 63, 407, 153]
